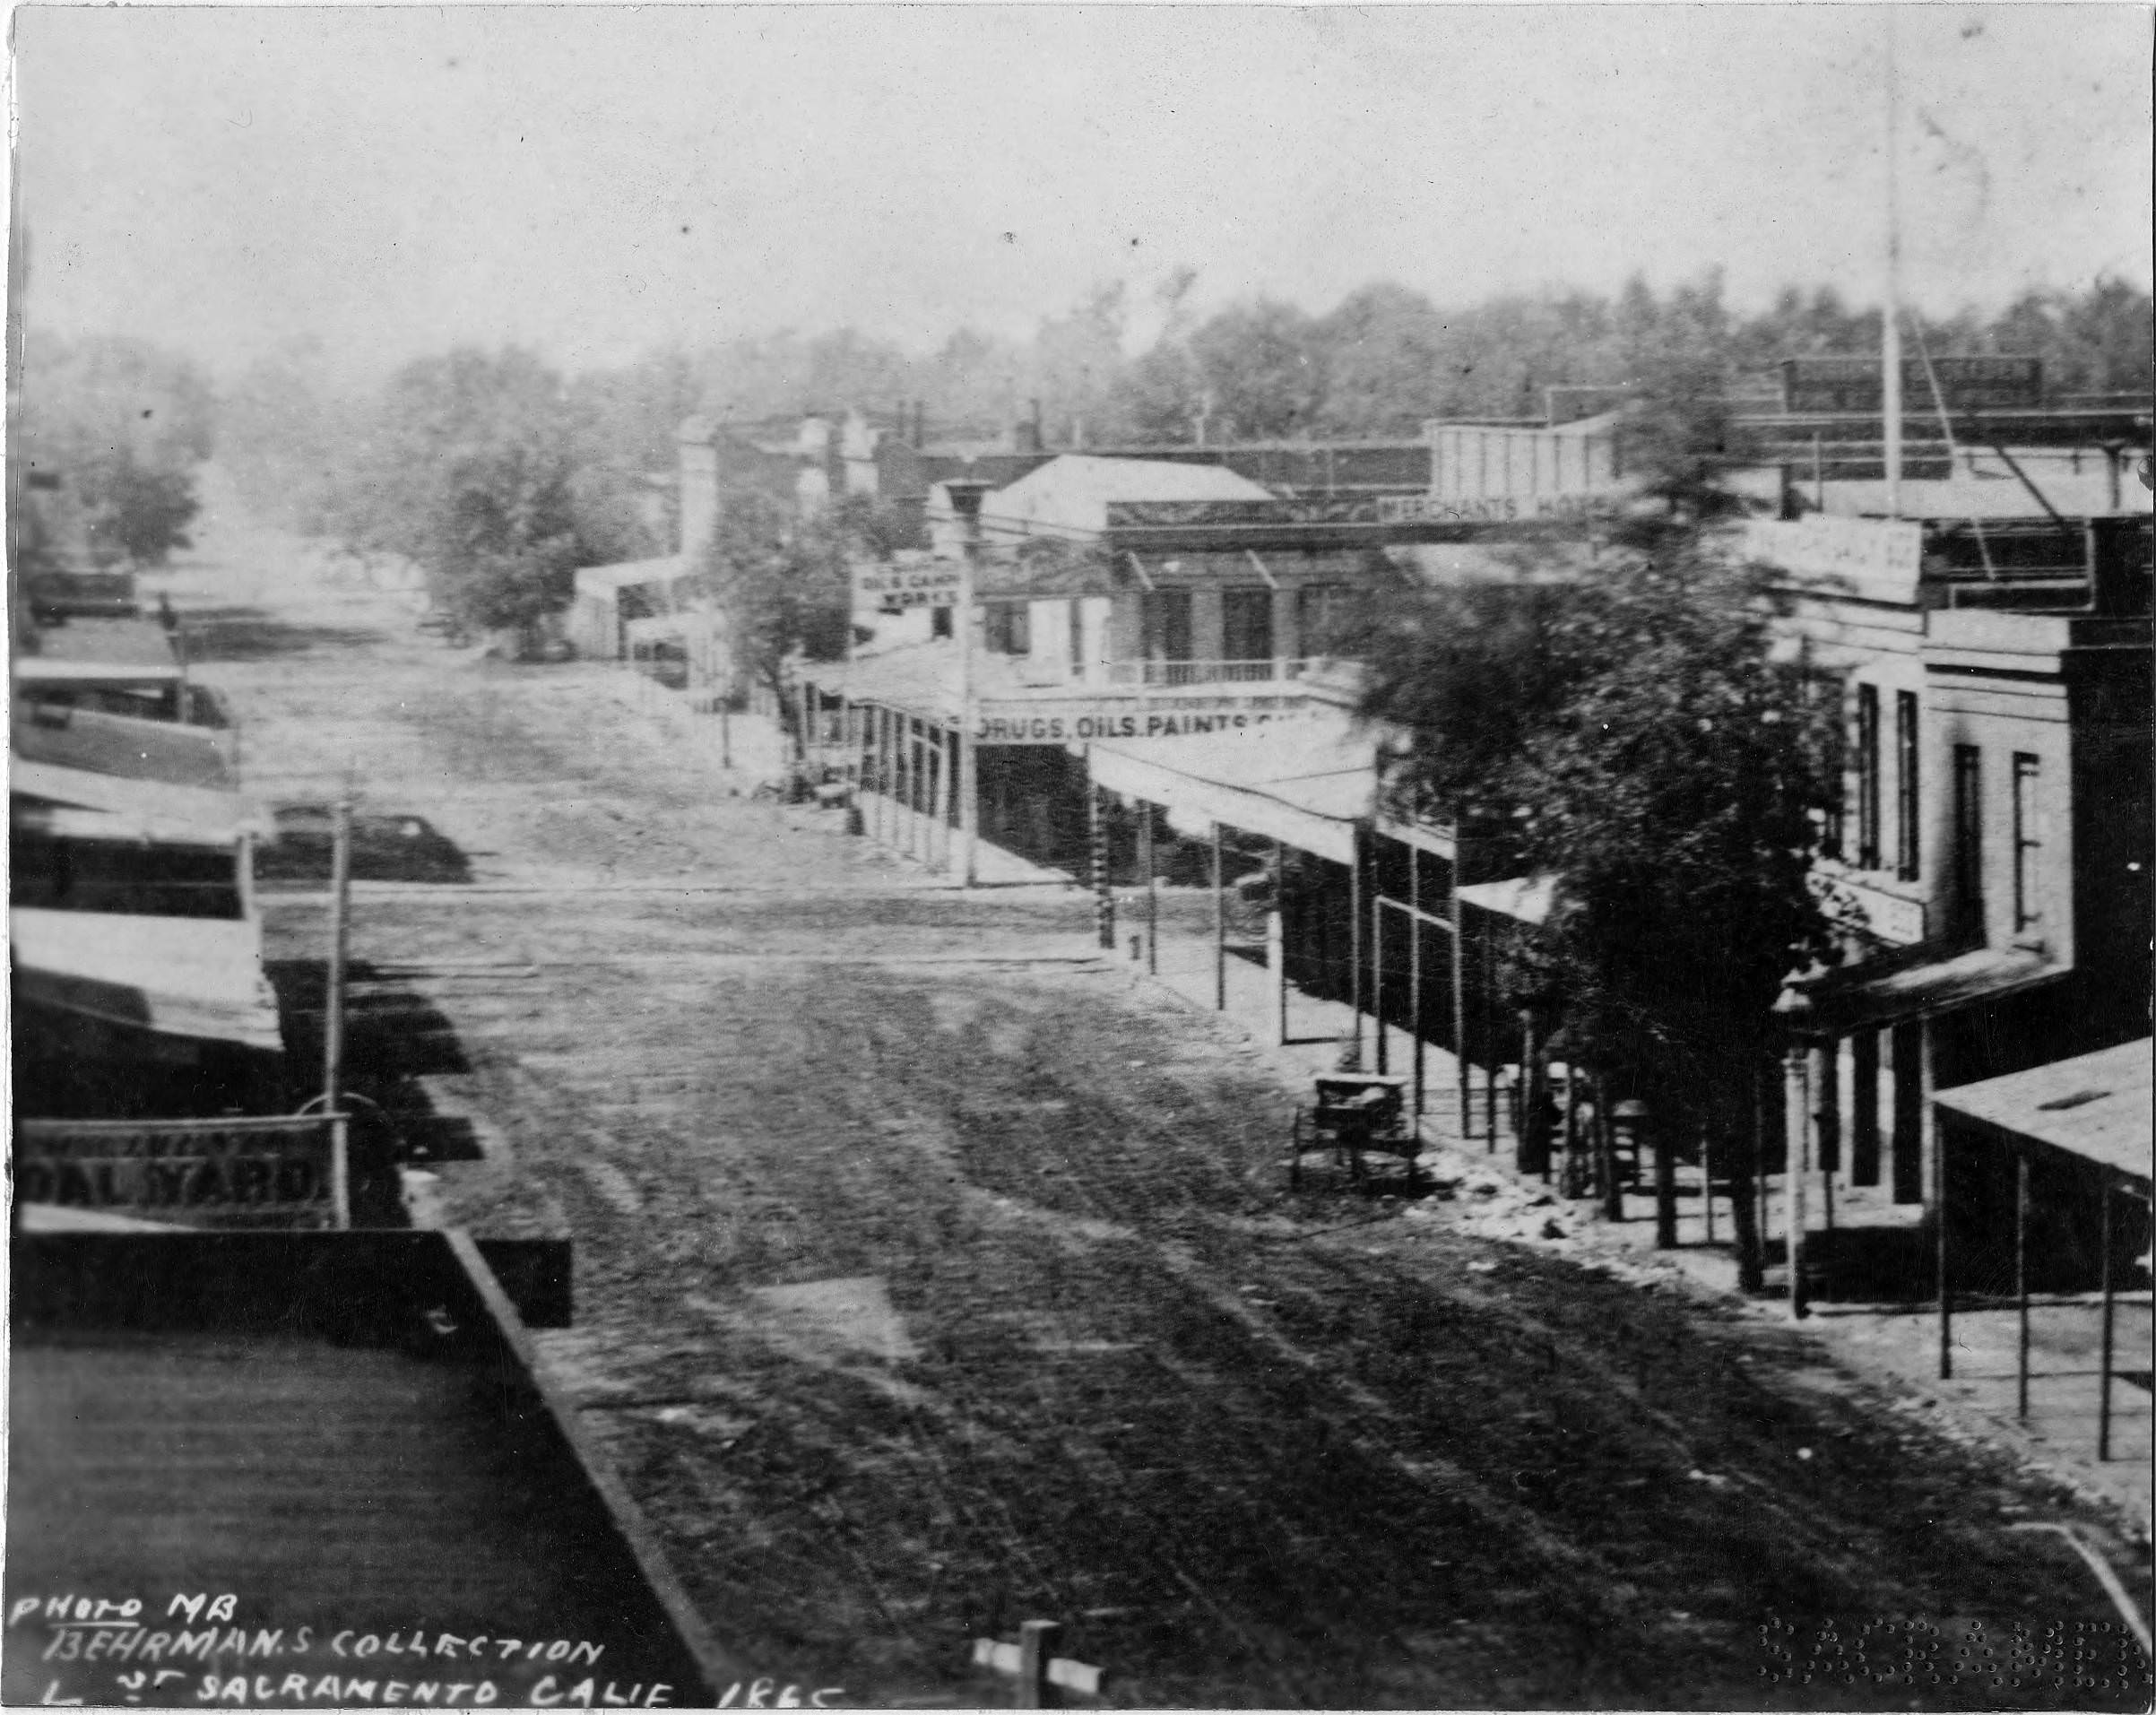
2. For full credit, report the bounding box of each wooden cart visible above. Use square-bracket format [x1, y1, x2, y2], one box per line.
[1289, 1073, 1416, 1188]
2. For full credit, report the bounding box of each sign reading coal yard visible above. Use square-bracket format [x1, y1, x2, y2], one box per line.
[13, 1116, 342, 1228]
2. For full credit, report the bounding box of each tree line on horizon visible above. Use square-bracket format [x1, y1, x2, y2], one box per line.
[18, 269, 2149, 597]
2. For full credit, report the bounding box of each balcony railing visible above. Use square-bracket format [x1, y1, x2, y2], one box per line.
[1101, 657, 1320, 689]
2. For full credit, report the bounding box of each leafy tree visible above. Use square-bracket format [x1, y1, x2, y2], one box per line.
[16, 333, 215, 567]
[1026, 282, 1130, 446]
[1314, 282, 1453, 437]
[220, 335, 370, 535]
[1613, 352, 1760, 526]
[1364, 530, 1840, 1289]
[699, 488, 859, 716]
[1108, 340, 1205, 445]
[342, 348, 591, 642]
[78, 447, 201, 567]
[1189, 298, 1327, 440]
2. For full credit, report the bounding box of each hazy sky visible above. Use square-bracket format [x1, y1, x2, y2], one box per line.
[12, 4, 2152, 382]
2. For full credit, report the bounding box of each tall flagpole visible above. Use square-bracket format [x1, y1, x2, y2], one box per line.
[1883, 11, 1904, 518]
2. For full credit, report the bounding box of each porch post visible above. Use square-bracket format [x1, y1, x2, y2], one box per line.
[2098, 1181, 2116, 1460]
[1919, 1017, 1937, 1207]
[874, 706, 888, 846]
[1212, 820, 1227, 1011]
[1482, 930, 1498, 1149]
[1814, 1040, 1840, 1230]
[1372, 884, 1389, 1075]
[1272, 838, 1286, 1042]
[1139, 800, 1158, 975]
[936, 723, 957, 871]
[1785, 1040, 1811, 1321]
[1409, 848, 1425, 1123]
[1516, 1006, 1539, 1180]
[1088, 761, 1114, 950]
[1347, 833, 1364, 1064]
[959, 719, 980, 888]
[1851, 1029, 1882, 1186]
[915, 718, 931, 863]
[1453, 872, 1472, 1138]
[1936, 1121, 1952, 1379]
[1891, 1022, 1925, 1203]
[2015, 1151, 2030, 1421]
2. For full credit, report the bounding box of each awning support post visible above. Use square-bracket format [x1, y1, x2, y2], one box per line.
[2015, 1150, 2030, 1421]
[2097, 1181, 2116, 1460]
[1140, 801, 1158, 975]
[1701, 1120, 1716, 1246]
[1372, 868, 1389, 1075]
[1347, 835, 1365, 1065]
[1852, 1029, 1881, 1186]
[937, 723, 957, 872]
[1482, 930, 1498, 1150]
[1936, 1122, 1952, 1377]
[1272, 838, 1287, 1043]
[957, 553, 979, 887]
[1212, 821, 1227, 1010]
[1089, 762, 1114, 950]
[1408, 849, 1425, 1123]
[914, 718, 930, 864]
[1814, 1039, 1840, 1230]
[1785, 1040, 1811, 1321]
[1453, 869, 1471, 1138]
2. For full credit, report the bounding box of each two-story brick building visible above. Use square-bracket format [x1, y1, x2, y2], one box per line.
[1742, 510, 2151, 1296]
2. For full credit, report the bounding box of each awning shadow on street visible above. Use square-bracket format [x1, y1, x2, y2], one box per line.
[178, 604, 392, 661]
[257, 803, 475, 885]
[269, 957, 484, 1223]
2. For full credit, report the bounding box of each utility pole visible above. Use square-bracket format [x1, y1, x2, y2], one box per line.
[958, 554, 979, 887]
[1089, 764, 1114, 949]
[324, 794, 354, 1230]
[1883, 10, 1904, 518]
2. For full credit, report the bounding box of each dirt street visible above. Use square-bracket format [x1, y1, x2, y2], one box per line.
[171, 504, 2151, 1711]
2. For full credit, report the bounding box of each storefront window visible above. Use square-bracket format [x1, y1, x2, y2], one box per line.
[2013, 753, 2042, 931]
[984, 602, 1030, 656]
[1895, 691, 1920, 882]
[1856, 683, 1881, 870]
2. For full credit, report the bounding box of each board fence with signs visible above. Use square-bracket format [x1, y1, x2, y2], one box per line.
[1779, 355, 2044, 417]
[14, 1113, 349, 1229]
[854, 561, 964, 611]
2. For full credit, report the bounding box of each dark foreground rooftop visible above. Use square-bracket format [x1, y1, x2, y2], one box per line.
[4, 1231, 738, 1709]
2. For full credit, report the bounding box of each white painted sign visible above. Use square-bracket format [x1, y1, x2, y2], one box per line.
[974, 695, 1317, 747]
[853, 562, 964, 610]
[1379, 492, 1618, 526]
[1813, 869, 1928, 946]
[1743, 516, 1925, 605]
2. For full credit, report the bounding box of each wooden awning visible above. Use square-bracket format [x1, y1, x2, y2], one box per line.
[1934, 1039, 2152, 1190]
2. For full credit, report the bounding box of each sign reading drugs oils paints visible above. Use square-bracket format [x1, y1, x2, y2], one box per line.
[974, 699, 1320, 746]
[853, 563, 964, 611]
